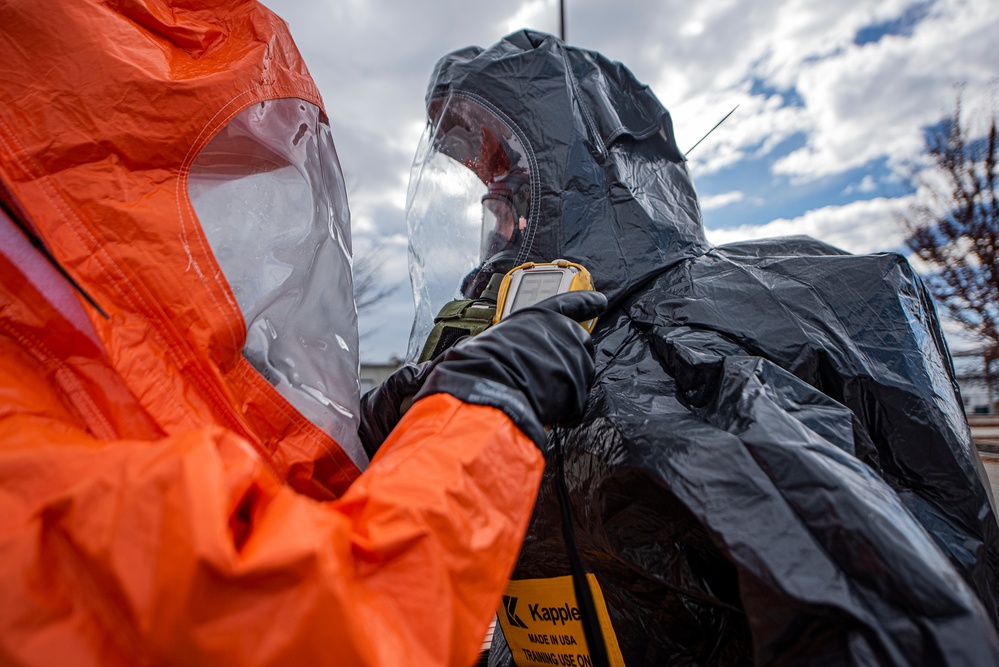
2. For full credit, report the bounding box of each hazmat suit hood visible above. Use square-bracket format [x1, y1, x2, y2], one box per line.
[0, 0, 364, 494]
[406, 31, 999, 666]
[406, 30, 709, 357]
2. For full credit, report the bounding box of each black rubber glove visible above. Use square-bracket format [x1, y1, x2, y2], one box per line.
[413, 290, 607, 449]
[358, 361, 436, 459]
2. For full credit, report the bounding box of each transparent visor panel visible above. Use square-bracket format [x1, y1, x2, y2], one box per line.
[188, 98, 365, 468]
[405, 95, 533, 360]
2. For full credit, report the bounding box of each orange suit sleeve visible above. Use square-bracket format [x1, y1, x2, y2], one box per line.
[0, 341, 544, 667]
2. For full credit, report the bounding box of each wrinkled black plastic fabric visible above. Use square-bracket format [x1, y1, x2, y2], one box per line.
[415, 290, 605, 449]
[358, 361, 436, 459]
[424, 30, 999, 665]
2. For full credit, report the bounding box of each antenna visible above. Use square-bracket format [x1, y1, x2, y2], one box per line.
[559, 0, 565, 41]
[684, 104, 738, 157]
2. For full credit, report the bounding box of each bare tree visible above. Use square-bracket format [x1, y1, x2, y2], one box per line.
[898, 91, 999, 409]
[340, 168, 402, 317]
[353, 241, 401, 315]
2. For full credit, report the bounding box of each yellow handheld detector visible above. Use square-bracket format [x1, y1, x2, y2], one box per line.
[493, 259, 597, 332]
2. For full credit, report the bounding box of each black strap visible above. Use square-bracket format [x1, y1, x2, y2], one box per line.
[553, 428, 611, 667]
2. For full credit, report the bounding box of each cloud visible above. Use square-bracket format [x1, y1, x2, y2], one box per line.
[842, 174, 878, 195]
[568, 0, 999, 186]
[700, 190, 746, 211]
[768, 0, 999, 182]
[705, 195, 913, 255]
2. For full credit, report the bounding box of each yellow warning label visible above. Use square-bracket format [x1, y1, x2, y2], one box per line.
[497, 574, 626, 667]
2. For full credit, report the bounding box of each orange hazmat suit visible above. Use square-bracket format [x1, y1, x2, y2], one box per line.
[0, 1, 543, 665]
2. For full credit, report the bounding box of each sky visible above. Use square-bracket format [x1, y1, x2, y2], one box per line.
[261, 0, 999, 363]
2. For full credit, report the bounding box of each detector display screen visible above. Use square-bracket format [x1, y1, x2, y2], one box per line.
[509, 272, 565, 312]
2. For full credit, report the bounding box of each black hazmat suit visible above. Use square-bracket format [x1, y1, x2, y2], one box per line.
[408, 30, 999, 666]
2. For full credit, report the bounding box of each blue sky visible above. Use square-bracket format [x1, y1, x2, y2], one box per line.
[262, 0, 999, 362]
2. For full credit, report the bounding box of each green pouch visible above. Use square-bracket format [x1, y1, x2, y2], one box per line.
[417, 299, 497, 363]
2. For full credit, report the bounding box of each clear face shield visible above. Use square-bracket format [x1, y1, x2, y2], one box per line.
[187, 98, 365, 467]
[405, 95, 534, 360]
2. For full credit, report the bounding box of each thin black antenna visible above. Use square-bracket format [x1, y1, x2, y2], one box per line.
[559, 0, 565, 41]
[685, 104, 739, 157]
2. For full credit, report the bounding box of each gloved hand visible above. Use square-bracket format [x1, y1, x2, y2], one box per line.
[413, 290, 607, 449]
[358, 361, 437, 459]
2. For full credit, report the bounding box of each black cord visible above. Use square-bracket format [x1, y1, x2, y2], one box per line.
[553, 428, 611, 667]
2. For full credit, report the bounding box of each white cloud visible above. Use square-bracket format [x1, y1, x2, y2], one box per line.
[705, 195, 914, 255]
[842, 174, 878, 195]
[681, 94, 814, 174]
[574, 0, 999, 184]
[503, 0, 560, 36]
[699, 190, 746, 211]
[680, 20, 706, 37]
[768, 0, 999, 181]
